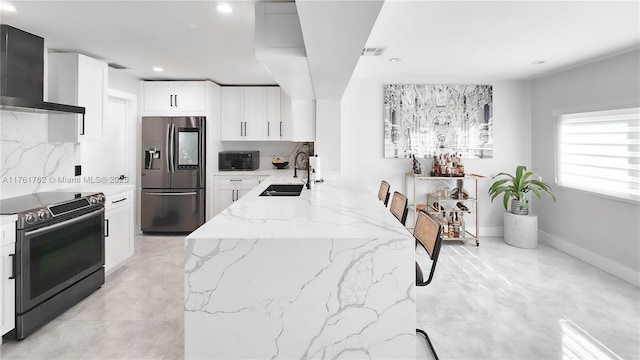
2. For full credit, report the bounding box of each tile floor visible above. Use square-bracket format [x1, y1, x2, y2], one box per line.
[1, 235, 638, 359]
[416, 237, 640, 360]
[0, 235, 185, 360]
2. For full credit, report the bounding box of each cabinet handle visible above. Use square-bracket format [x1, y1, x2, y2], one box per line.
[232, 189, 235, 202]
[9, 253, 15, 280]
[170, 94, 173, 107]
[112, 197, 127, 204]
[268, 122, 270, 137]
[240, 122, 243, 136]
[105, 219, 110, 237]
[80, 114, 86, 136]
[280, 121, 283, 137]
[229, 179, 243, 182]
[175, 94, 178, 107]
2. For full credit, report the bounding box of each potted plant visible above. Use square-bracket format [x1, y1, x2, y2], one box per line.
[488, 165, 555, 215]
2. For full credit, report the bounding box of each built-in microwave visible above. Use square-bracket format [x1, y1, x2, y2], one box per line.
[218, 151, 260, 171]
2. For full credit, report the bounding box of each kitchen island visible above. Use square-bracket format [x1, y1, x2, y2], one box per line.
[185, 173, 416, 359]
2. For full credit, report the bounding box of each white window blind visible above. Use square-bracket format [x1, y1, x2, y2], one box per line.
[556, 107, 640, 202]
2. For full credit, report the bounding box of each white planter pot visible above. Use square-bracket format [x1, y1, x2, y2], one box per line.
[503, 212, 538, 249]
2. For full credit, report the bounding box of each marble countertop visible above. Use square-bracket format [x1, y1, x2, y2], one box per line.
[1, 214, 17, 224]
[190, 173, 409, 239]
[185, 174, 417, 359]
[54, 183, 135, 197]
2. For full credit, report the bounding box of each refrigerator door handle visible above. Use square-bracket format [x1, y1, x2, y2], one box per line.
[170, 124, 176, 173]
[145, 192, 197, 196]
[166, 123, 172, 172]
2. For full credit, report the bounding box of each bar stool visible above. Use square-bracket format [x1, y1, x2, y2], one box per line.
[389, 191, 408, 225]
[414, 209, 443, 360]
[378, 180, 391, 206]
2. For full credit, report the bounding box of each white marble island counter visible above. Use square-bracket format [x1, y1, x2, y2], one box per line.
[185, 174, 416, 359]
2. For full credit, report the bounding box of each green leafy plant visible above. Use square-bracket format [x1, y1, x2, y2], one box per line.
[488, 165, 556, 211]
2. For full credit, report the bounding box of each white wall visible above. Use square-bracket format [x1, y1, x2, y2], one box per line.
[340, 77, 532, 235]
[315, 99, 342, 170]
[108, 69, 140, 95]
[531, 50, 640, 285]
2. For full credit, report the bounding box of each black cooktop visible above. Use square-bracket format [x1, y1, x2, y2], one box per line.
[0, 191, 99, 214]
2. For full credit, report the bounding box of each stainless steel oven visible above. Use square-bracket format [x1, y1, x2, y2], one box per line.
[0, 191, 106, 340]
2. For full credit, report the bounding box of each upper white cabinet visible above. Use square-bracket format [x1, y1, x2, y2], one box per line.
[220, 87, 245, 140]
[267, 87, 286, 140]
[48, 53, 108, 142]
[281, 92, 315, 142]
[222, 87, 272, 141]
[244, 87, 268, 140]
[142, 81, 206, 115]
[221, 86, 312, 141]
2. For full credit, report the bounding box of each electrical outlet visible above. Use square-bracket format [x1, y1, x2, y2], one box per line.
[75, 165, 81, 176]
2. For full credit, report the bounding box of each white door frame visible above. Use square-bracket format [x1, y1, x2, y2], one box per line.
[107, 88, 138, 231]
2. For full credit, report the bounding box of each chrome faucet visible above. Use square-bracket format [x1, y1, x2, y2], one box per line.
[293, 151, 311, 189]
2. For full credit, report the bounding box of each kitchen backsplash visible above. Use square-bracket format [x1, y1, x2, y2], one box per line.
[0, 111, 80, 198]
[219, 141, 313, 169]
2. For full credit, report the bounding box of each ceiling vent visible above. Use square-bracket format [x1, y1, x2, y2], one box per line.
[361, 47, 386, 56]
[108, 62, 128, 70]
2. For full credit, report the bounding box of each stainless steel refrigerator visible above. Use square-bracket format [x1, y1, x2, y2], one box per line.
[141, 116, 205, 233]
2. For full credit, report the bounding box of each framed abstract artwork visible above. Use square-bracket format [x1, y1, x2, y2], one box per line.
[383, 84, 493, 159]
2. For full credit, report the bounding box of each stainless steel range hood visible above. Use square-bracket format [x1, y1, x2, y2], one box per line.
[0, 25, 85, 115]
[0, 95, 85, 114]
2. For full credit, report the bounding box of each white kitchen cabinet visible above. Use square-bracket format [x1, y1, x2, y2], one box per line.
[48, 53, 108, 142]
[221, 86, 285, 141]
[244, 87, 268, 140]
[220, 87, 245, 141]
[213, 175, 259, 215]
[267, 87, 286, 140]
[104, 190, 134, 276]
[142, 81, 206, 115]
[281, 92, 315, 142]
[1, 219, 16, 337]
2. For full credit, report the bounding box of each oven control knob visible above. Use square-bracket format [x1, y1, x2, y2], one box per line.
[25, 213, 36, 224]
[37, 210, 48, 220]
[90, 197, 98, 205]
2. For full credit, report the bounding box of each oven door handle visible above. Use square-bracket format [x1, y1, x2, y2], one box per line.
[24, 210, 103, 238]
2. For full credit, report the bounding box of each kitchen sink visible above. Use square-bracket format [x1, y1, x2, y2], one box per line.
[259, 184, 304, 196]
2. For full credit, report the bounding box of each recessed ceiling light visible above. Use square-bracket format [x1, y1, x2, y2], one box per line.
[388, 57, 401, 62]
[531, 60, 546, 65]
[216, 4, 233, 13]
[0, 3, 17, 12]
[153, 67, 163, 72]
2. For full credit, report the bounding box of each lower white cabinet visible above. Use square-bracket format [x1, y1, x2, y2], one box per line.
[1, 219, 16, 337]
[213, 175, 259, 216]
[104, 190, 134, 276]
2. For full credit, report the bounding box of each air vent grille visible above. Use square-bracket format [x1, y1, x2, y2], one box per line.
[361, 47, 386, 56]
[108, 63, 128, 70]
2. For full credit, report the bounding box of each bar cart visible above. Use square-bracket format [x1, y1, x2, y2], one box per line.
[404, 173, 485, 246]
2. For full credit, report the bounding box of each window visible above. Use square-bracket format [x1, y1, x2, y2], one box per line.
[556, 107, 639, 202]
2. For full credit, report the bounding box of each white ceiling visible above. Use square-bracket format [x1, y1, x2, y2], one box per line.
[1, 1, 638, 97]
[1, 0, 278, 85]
[353, 0, 640, 80]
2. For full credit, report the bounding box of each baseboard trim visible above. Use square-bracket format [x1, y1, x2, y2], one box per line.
[539, 230, 640, 287]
